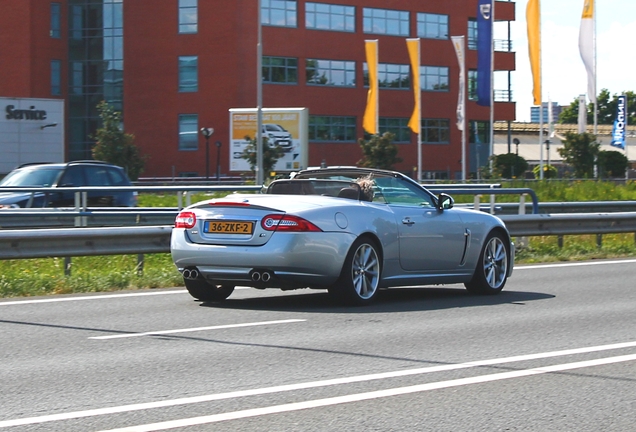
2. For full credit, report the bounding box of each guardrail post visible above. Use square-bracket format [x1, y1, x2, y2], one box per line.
[516, 194, 528, 248]
[137, 254, 144, 276]
[596, 234, 603, 248]
[64, 257, 72, 277]
[558, 236, 564, 248]
[489, 185, 496, 214]
[474, 194, 481, 211]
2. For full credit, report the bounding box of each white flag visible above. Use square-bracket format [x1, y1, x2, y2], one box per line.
[451, 36, 466, 131]
[578, 0, 596, 104]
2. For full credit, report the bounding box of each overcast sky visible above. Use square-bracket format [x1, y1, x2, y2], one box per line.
[503, 0, 635, 121]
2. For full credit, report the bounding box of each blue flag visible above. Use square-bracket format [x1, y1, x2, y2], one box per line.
[610, 95, 627, 149]
[476, 0, 493, 107]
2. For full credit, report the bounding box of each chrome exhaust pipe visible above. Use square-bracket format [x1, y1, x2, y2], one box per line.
[251, 271, 261, 282]
[182, 268, 199, 280]
[261, 271, 271, 282]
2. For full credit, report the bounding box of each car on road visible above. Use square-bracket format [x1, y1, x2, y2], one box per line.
[171, 167, 514, 305]
[0, 161, 137, 208]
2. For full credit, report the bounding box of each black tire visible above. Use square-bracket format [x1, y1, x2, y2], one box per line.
[465, 231, 509, 295]
[184, 278, 235, 302]
[329, 237, 381, 306]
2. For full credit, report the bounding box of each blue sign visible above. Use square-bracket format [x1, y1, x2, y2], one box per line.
[611, 95, 627, 149]
[476, 0, 493, 107]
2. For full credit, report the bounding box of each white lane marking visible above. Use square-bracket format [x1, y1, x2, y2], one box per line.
[516, 258, 636, 270]
[2, 258, 634, 307]
[98, 353, 636, 432]
[89, 319, 306, 340]
[0, 290, 187, 306]
[0, 287, 254, 306]
[2, 340, 636, 429]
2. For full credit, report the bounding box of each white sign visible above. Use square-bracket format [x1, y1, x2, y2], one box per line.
[0, 97, 64, 174]
[229, 108, 308, 172]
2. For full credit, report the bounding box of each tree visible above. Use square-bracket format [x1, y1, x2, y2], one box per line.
[240, 135, 285, 180]
[559, 89, 636, 125]
[357, 132, 402, 170]
[532, 164, 558, 179]
[597, 150, 629, 178]
[557, 132, 600, 178]
[492, 153, 528, 178]
[92, 101, 145, 180]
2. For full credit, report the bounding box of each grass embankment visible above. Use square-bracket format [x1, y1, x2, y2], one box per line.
[1, 181, 636, 298]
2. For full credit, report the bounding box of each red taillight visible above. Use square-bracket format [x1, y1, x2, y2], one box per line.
[261, 214, 322, 232]
[175, 211, 196, 229]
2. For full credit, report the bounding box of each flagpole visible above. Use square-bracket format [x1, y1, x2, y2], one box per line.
[488, 0, 495, 176]
[593, 0, 598, 135]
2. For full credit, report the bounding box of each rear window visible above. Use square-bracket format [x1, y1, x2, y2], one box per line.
[107, 168, 130, 186]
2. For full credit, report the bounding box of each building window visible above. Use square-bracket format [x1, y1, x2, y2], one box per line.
[306, 59, 355, 86]
[50, 3, 61, 38]
[306, 2, 354, 32]
[421, 119, 450, 144]
[416, 13, 448, 40]
[363, 8, 409, 36]
[380, 118, 411, 142]
[467, 19, 477, 50]
[51, 60, 61, 95]
[420, 66, 449, 91]
[364, 63, 410, 89]
[468, 70, 478, 101]
[263, 56, 297, 83]
[178, 56, 198, 92]
[179, 0, 197, 33]
[262, 0, 297, 28]
[179, 114, 198, 151]
[309, 115, 356, 141]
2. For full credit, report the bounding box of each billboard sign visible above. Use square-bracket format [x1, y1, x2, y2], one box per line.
[229, 108, 308, 172]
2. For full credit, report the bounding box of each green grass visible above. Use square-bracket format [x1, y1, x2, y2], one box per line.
[1, 180, 635, 299]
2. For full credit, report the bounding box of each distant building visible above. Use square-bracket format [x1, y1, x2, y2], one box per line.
[530, 102, 562, 124]
[0, 0, 517, 179]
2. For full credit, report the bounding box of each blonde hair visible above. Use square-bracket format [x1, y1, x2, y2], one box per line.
[356, 175, 374, 201]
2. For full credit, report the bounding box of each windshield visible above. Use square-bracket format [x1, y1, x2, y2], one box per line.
[0, 168, 63, 187]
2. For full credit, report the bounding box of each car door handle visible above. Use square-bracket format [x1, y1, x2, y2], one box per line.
[402, 217, 415, 226]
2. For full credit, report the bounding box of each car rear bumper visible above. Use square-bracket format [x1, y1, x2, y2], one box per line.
[171, 229, 356, 288]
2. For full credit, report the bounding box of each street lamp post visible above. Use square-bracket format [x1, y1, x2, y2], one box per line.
[215, 140, 222, 182]
[200, 127, 214, 180]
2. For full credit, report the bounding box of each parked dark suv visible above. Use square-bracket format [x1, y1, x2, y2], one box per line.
[0, 161, 137, 208]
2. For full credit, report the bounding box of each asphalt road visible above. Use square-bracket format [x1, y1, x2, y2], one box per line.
[1, 258, 636, 431]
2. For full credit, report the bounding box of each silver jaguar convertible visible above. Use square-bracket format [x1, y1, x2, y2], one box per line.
[171, 167, 514, 305]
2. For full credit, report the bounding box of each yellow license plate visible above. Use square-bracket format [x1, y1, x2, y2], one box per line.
[205, 220, 254, 234]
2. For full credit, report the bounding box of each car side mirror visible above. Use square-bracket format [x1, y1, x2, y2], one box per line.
[437, 193, 454, 210]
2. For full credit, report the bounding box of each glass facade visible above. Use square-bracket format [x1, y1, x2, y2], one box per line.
[421, 119, 450, 144]
[178, 114, 199, 151]
[262, 56, 298, 83]
[364, 63, 410, 89]
[309, 116, 356, 141]
[50, 3, 61, 38]
[178, 56, 198, 92]
[262, 0, 297, 27]
[306, 59, 355, 86]
[420, 66, 449, 91]
[51, 60, 61, 95]
[363, 8, 409, 36]
[178, 0, 197, 33]
[306, 2, 354, 32]
[68, 0, 124, 160]
[416, 13, 448, 39]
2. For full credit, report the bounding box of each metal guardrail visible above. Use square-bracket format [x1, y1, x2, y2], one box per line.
[1, 212, 636, 261]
